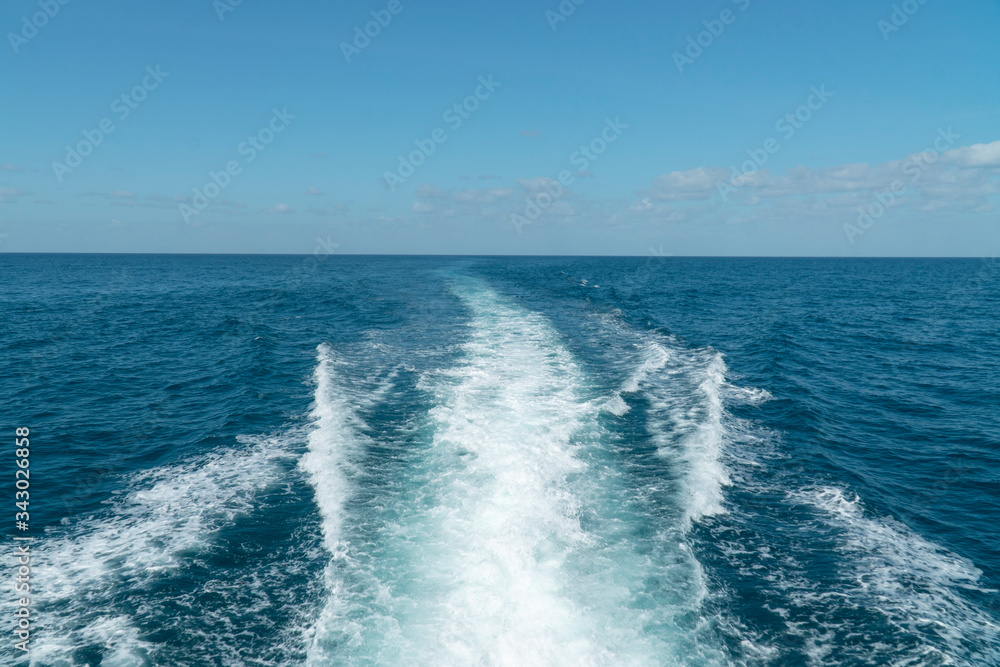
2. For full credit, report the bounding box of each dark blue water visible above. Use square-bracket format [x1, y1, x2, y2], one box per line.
[2, 255, 998, 666]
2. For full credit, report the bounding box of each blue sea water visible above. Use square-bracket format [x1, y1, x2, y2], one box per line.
[1, 254, 998, 666]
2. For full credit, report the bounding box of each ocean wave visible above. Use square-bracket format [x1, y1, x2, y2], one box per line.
[792, 486, 1000, 666]
[620, 338, 766, 527]
[300, 343, 376, 665]
[22, 436, 295, 665]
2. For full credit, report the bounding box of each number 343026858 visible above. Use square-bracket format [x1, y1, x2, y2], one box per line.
[15, 428, 30, 521]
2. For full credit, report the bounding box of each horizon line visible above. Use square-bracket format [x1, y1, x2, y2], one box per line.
[0, 252, 996, 259]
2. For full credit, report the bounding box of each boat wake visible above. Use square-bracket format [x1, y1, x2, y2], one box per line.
[304, 278, 761, 665]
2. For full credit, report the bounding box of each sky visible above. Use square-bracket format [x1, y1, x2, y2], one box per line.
[1, 0, 998, 256]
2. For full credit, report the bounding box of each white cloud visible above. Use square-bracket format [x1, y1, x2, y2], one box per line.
[628, 197, 654, 212]
[946, 141, 1000, 168]
[451, 187, 514, 204]
[515, 177, 570, 197]
[411, 184, 514, 206]
[645, 140, 1000, 214]
[306, 187, 323, 196]
[263, 203, 294, 214]
[415, 184, 449, 199]
[649, 167, 728, 200]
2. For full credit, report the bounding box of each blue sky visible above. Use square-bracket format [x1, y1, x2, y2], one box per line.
[1, 0, 998, 255]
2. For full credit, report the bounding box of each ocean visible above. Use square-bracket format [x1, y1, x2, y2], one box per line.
[1, 254, 998, 666]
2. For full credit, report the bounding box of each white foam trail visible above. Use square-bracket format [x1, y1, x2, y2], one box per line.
[300, 343, 372, 665]
[299, 343, 365, 555]
[721, 384, 773, 406]
[597, 338, 670, 415]
[316, 281, 735, 665]
[684, 353, 731, 524]
[621, 339, 671, 393]
[405, 285, 606, 664]
[623, 340, 737, 527]
[23, 437, 292, 666]
[305, 287, 758, 665]
[601, 392, 631, 416]
[797, 486, 1000, 666]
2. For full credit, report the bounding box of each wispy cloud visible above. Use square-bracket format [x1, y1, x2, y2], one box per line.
[394, 140, 999, 239]
[146, 194, 191, 204]
[0, 187, 25, 202]
[409, 179, 583, 222]
[648, 167, 727, 201]
[263, 203, 294, 214]
[306, 202, 350, 216]
[78, 190, 139, 200]
[408, 182, 519, 217]
[415, 183, 514, 204]
[643, 140, 1000, 215]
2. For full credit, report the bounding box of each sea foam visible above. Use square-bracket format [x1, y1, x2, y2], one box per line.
[308, 279, 738, 665]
